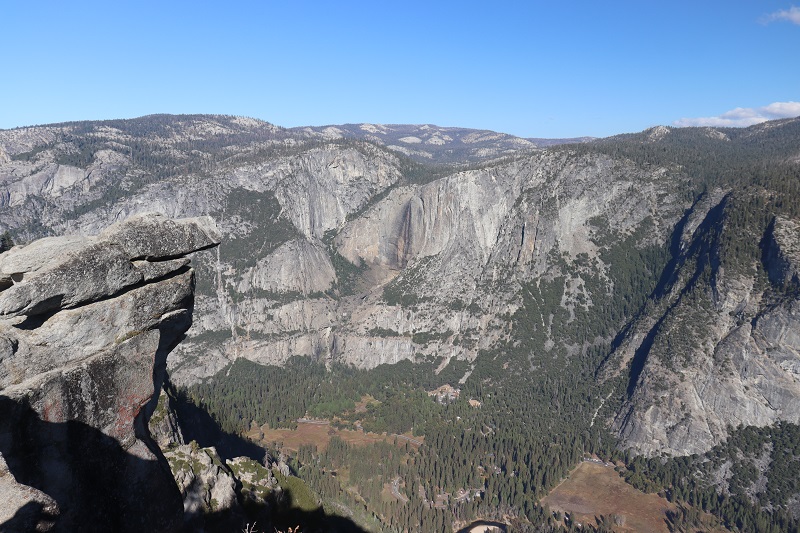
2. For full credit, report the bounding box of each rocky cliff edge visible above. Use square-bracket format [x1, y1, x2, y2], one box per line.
[0, 213, 220, 532]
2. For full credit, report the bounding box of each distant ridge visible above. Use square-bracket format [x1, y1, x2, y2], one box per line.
[294, 122, 594, 164]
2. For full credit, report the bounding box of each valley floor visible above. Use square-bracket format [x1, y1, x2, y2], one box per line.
[543, 461, 673, 533]
[246, 418, 423, 452]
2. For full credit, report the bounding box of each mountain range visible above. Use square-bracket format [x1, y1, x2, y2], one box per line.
[1, 114, 799, 531]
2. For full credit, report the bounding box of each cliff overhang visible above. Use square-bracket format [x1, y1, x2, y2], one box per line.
[0, 213, 220, 532]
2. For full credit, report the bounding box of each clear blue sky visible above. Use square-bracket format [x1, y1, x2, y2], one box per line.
[1, 1, 798, 138]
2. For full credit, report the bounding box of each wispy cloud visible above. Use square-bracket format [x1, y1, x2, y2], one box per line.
[760, 5, 800, 25]
[674, 102, 800, 128]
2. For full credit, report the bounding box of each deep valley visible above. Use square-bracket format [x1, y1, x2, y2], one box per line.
[1, 114, 799, 532]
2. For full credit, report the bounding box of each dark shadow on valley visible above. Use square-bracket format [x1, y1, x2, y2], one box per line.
[166, 380, 369, 533]
[166, 377, 267, 462]
[201, 492, 371, 533]
[1, 394, 370, 533]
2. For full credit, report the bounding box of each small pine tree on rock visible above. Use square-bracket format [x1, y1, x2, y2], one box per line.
[0, 231, 14, 253]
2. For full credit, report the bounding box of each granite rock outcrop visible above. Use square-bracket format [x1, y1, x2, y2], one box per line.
[0, 213, 219, 532]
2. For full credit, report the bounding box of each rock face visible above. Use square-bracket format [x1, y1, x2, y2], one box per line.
[158, 440, 281, 530]
[163, 147, 688, 383]
[166, 443, 239, 523]
[238, 238, 336, 296]
[0, 213, 220, 532]
[766, 216, 800, 287]
[608, 204, 800, 456]
[148, 387, 186, 450]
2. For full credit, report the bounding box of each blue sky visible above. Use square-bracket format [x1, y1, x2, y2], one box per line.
[1, 1, 798, 138]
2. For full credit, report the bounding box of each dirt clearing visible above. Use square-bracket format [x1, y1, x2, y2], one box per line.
[542, 461, 673, 532]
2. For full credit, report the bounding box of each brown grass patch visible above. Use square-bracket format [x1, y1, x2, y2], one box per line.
[247, 420, 422, 453]
[542, 462, 674, 532]
[381, 483, 399, 503]
[353, 394, 378, 413]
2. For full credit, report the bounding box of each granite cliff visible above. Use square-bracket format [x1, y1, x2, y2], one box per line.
[607, 205, 800, 456]
[0, 213, 220, 532]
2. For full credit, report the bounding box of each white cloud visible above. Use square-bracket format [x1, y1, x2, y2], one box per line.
[761, 5, 800, 25]
[673, 102, 800, 128]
